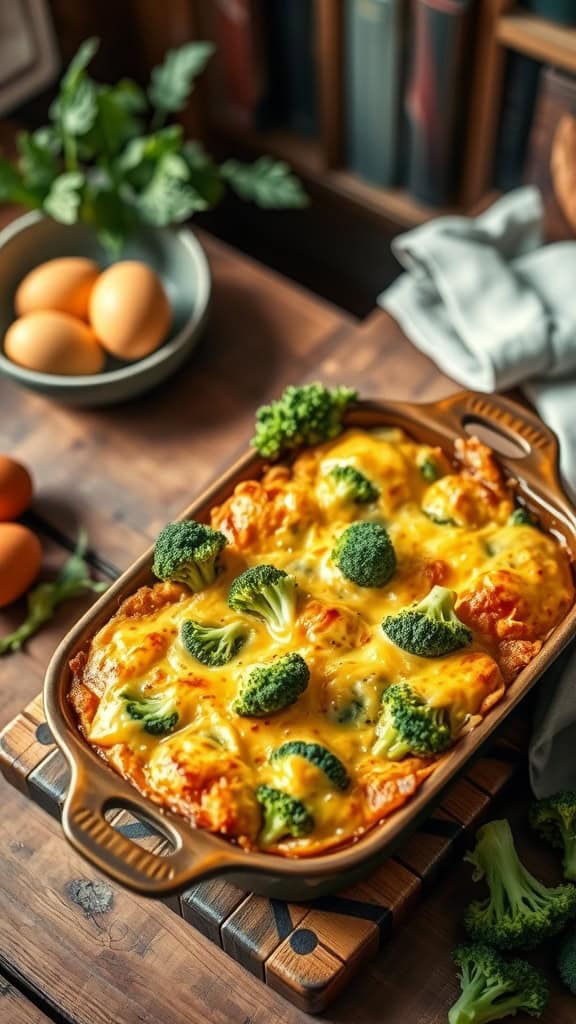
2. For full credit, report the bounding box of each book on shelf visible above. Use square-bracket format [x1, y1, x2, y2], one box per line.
[259, 0, 318, 135]
[345, 0, 406, 187]
[493, 53, 541, 192]
[405, 0, 474, 206]
[204, 0, 266, 129]
[525, 67, 576, 240]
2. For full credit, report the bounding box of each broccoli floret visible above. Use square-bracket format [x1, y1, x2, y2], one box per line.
[256, 784, 313, 845]
[228, 564, 297, 636]
[252, 382, 356, 460]
[152, 520, 227, 592]
[508, 507, 537, 527]
[372, 682, 460, 759]
[464, 819, 576, 949]
[417, 454, 442, 483]
[326, 464, 379, 504]
[529, 791, 576, 881]
[448, 943, 548, 1023]
[180, 619, 248, 667]
[271, 741, 350, 790]
[122, 691, 179, 736]
[233, 652, 309, 717]
[332, 521, 396, 588]
[558, 922, 576, 995]
[381, 585, 472, 657]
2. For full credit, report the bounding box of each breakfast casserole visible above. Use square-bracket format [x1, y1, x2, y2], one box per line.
[69, 420, 574, 857]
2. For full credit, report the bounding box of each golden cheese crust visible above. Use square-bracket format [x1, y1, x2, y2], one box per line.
[69, 429, 574, 856]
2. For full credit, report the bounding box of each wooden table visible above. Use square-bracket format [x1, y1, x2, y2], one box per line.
[0, 231, 572, 1023]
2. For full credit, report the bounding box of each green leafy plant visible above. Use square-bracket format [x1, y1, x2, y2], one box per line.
[0, 38, 307, 254]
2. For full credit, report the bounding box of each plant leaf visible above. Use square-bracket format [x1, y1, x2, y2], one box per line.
[0, 531, 107, 656]
[182, 141, 225, 207]
[50, 38, 99, 138]
[61, 37, 100, 92]
[118, 125, 182, 175]
[137, 152, 207, 226]
[43, 171, 85, 224]
[0, 158, 38, 204]
[17, 127, 61, 191]
[221, 157, 308, 209]
[90, 82, 146, 159]
[82, 181, 135, 256]
[148, 41, 214, 114]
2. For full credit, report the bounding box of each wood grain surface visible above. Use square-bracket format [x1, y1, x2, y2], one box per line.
[0, 226, 574, 1022]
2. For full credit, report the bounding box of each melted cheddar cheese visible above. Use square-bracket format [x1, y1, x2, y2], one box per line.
[69, 428, 574, 856]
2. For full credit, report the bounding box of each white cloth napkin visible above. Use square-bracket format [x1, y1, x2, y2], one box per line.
[378, 187, 576, 796]
[379, 186, 576, 494]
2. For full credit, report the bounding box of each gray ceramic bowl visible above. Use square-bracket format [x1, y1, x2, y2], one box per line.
[0, 212, 211, 406]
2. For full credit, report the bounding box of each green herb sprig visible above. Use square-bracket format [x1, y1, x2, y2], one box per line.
[0, 531, 108, 655]
[0, 38, 307, 254]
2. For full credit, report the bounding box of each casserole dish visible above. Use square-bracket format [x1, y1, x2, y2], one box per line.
[44, 391, 576, 899]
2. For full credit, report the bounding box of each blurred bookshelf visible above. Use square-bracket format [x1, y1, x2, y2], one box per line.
[192, 0, 576, 230]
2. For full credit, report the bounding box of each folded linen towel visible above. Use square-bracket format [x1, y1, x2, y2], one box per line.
[379, 186, 576, 493]
[378, 186, 576, 796]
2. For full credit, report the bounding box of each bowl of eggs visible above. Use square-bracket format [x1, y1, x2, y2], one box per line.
[0, 211, 210, 406]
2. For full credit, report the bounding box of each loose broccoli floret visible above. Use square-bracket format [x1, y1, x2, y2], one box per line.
[271, 740, 350, 790]
[372, 681, 460, 759]
[233, 652, 309, 717]
[332, 521, 396, 588]
[529, 791, 576, 881]
[180, 619, 248, 667]
[152, 520, 227, 592]
[256, 784, 314, 845]
[464, 819, 576, 949]
[252, 382, 356, 460]
[228, 564, 297, 636]
[122, 692, 179, 736]
[508, 507, 537, 527]
[326, 464, 379, 504]
[448, 943, 548, 1023]
[381, 585, 471, 657]
[558, 922, 576, 995]
[417, 454, 442, 483]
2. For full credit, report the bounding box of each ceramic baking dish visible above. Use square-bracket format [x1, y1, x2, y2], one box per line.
[44, 391, 576, 900]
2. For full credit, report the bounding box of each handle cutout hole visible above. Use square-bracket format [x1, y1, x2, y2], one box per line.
[463, 417, 530, 459]
[104, 805, 175, 857]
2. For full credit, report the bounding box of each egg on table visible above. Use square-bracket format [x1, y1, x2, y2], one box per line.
[89, 261, 171, 360]
[0, 522, 41, 607]
[4, 310, 105, 376]
[0, 455, 33, 520]
[15, 258, 100, 321]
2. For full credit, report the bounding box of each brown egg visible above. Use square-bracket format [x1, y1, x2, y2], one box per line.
[15, 258, 100, 321]
[0, 522, 42, 606]
[0, 455, 33, 520]
[89, 261, 171, 360]
[4, 311, 106, 376]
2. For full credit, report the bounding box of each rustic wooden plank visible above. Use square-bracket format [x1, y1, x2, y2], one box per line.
[395, 810, 464, 887]
[180, 879, 247, 945]
[439, 776, 493, 830]
[0, 695, 54, 793]
[0, 789, 307, 1024]
[220, 897, 308, 978]
[27, 748, 68, 819]
[341, 859, 421, 929]
[265, 935, 348, 1015]
[0, 973, 54, 1024]
[465, 737, 519, 797]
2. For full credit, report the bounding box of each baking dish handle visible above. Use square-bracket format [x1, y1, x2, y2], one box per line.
[432, 391, 564, 492]
[61, 759, 235, 897]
